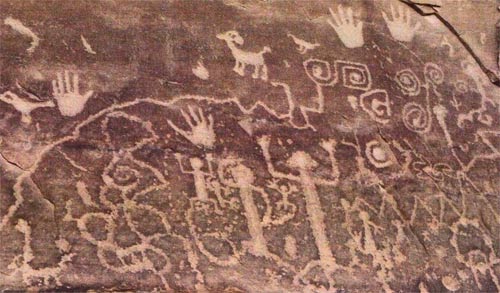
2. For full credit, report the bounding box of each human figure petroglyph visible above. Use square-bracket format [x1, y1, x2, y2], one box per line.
[175, 153, 221, 204]
[382, 4, 421, 43]
[217, 30, 271, 81]
[265, 178, 298, 226]
[52, 71, 94, 117]
[287, 33, 320, 54]
[3, 74, 498, 292]
[327, 5, 364, 48]
[341, 199, 396, 292]
[217, 159, 271, 257]
[0, 90, 55, 124]
[168, 106, 215, 148]
[433, 104, 499, 222]
[258, 135, 340, 287]
[216, 157, 298, 271]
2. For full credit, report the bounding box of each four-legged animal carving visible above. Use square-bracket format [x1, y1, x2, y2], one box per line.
[217, 30, 271, 81]
[287, 33, 320, 54]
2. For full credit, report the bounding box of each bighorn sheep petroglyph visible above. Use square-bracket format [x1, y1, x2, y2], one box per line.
[217, 30, 271, 81]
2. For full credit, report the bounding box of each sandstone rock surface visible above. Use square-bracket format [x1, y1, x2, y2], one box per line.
[1, 0, 499, 292]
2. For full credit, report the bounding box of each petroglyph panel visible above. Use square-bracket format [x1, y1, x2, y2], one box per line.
[1, 0, 499, 292]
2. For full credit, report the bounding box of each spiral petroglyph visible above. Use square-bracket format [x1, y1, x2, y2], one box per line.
[1, 1, 499, 292]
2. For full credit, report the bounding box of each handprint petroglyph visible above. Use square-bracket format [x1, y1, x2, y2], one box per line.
[52, 71, 94, 117]
[4, 1, 500, 290]
[382, 4, 421, 42]
[168, 106, 215, 148]
[327, 5, 364, 48]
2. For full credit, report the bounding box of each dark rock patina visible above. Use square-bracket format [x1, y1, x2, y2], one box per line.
[1, 0, 499, 292]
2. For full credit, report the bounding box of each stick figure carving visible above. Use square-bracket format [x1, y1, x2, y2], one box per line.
[175, 154, 211, 202]
[218, 159, 270, 257]
[217, 30, 271, 81]
[258, 135, 340, 287]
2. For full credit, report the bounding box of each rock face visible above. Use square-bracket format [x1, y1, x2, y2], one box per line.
[1, 0, 499, 292]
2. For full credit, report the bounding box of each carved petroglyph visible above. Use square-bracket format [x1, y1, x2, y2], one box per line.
[258, 135, 340, 287]
[441, 275, 460, 291]
[0, 90, 55, 124]
[2, 2, 500, 291]
[303, 58, 337, 112]
[7, 219, 75, 287]
[359, 89, 392, 124]
[76, 181, 99, 207]
[395, 68, 421, 96]
[81, 35, 97, 54]
[52, 71, 94, 117]
[287, 33, 319, 54]
[217, 159, 270, 257]
[403, 102, 431, 133]
[424, 62, 444, 86]
[327, 5, 364, 48]
[365, 140, 393, 168]
[2, 84, 499, 291]
[382, 4, 421, 42]
[167, 106, 215, 148]
[4, 17, 40, 54]
[335, 60, 372, 92]
[176, 154, 211, 202]
[457, 62, 496, 128]
[440, 36, 455, 57]
[192, 59, 210, 80]
[217, 30, 271, 81]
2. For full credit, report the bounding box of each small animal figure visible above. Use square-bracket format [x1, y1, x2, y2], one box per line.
[217, 30, 271, 81]
[287, 33, 320, 54]
[0, 90, 54, 124]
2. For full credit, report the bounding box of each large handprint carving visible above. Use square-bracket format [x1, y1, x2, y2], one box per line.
[327, 5, 364, 48]
[382, 4, 421, 42]
[52, 71, 94, 117]
[168, 106, 215, 148]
